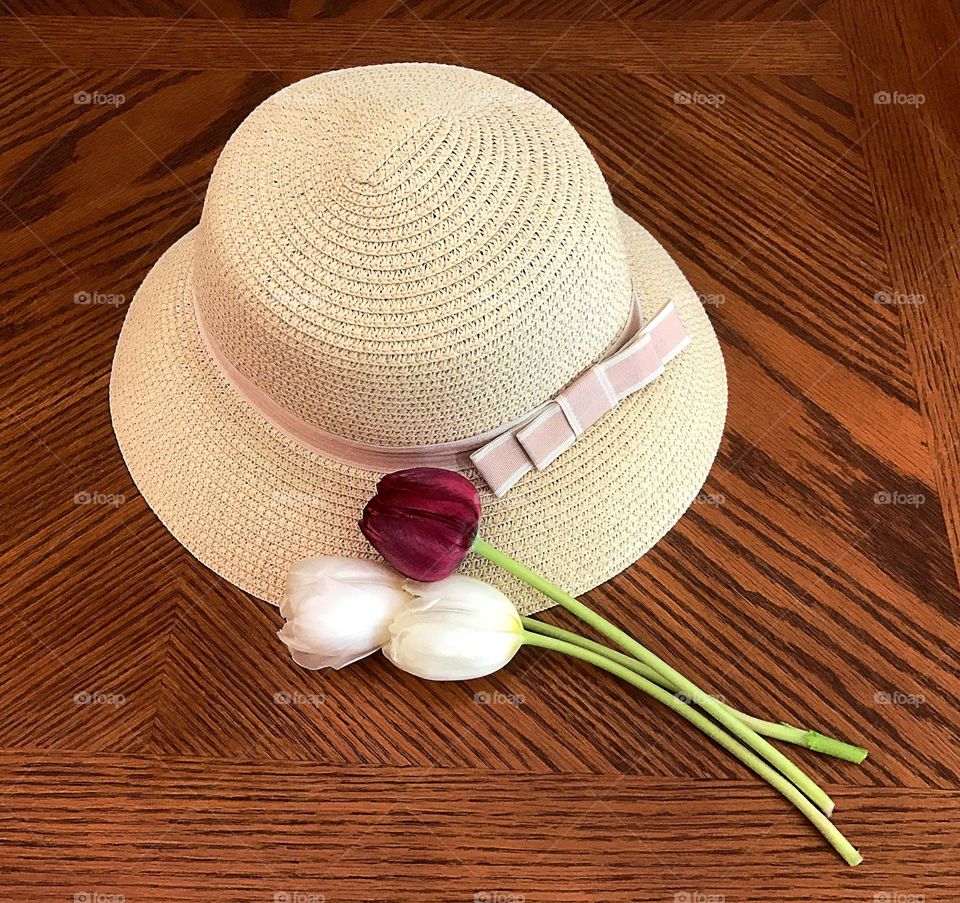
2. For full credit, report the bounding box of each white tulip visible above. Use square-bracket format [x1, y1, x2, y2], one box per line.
[278, 557, 410, 670]
[383, 575, 524, 680]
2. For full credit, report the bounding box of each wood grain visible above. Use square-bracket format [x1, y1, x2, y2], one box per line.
[0, 752, 957, 903]
[0, 1, 958, 900]
[837, 0, 960, 586]
[0, 0, 838, 21]
[0, 16, 847, 74]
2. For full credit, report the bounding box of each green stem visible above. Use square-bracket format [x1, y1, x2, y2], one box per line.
[522, 631, 862, 866]
[475, 537, 835, 815]
[520, 617, 867, 765]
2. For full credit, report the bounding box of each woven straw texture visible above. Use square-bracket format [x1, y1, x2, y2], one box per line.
[110, 63, 727, 614]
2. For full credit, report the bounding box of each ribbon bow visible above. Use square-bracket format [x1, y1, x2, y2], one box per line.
[470, 301, 690, 496]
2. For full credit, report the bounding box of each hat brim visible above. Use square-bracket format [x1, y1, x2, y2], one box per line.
[110, 209, 727, 613]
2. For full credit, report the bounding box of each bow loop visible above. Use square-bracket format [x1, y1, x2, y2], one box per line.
[558, 366, 617, 436]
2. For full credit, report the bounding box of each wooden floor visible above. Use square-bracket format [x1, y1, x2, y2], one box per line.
[1, 1, 959, 900]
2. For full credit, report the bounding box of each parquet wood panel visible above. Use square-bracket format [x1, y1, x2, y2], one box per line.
[1, 1, 957, 899]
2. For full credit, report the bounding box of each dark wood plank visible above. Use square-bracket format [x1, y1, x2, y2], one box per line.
[0, 0, 838, 21]
[0, 0, 292, 16]
[0, 15, 847, 73]
[0, 752, 956, 902]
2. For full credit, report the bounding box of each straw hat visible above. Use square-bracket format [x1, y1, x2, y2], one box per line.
[110, 63, 726, 614]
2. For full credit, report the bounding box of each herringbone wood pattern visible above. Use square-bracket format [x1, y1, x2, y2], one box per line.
[1, 1, 959, 900]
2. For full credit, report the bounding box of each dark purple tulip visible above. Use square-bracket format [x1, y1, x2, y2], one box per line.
[359, 468, 482, 581]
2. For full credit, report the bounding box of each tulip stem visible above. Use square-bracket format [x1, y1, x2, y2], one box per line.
[473, 537, 835, 815]
[520, 617, 867, 764]
[520, 630, 861, 866]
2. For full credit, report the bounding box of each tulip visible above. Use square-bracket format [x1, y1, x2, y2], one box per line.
[359, 467, 480, 581]
[358, 467, 866, 865]
[277, 557, 410, 669]
[383, 575, 523, 680]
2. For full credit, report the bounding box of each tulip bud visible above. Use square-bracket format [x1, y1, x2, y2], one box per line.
[359, 467, 482, 581]
[383, 575, 523, 680]
[278, 557, 410, 669]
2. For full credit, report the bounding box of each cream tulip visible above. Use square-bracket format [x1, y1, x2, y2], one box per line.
[383, 575, 524, 680]
[278, 557, 410, 670]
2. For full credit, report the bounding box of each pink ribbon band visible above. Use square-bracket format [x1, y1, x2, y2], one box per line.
[469, 301, 689, 496]
[193, 286, 688, 494]
[193, 292, 493, 469]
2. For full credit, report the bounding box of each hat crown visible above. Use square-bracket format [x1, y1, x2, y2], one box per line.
[191, 64, 633, 446]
